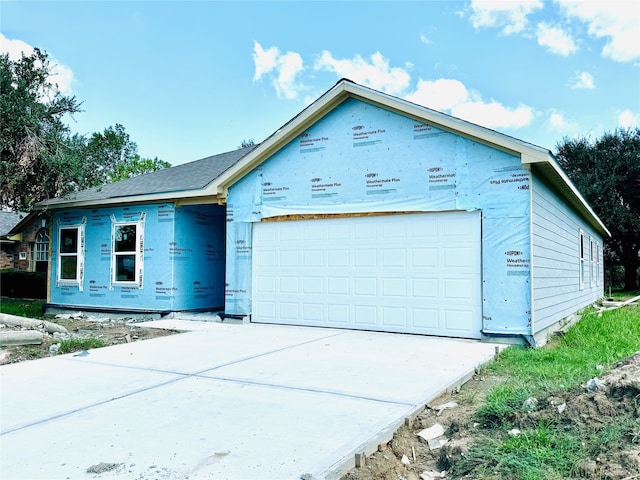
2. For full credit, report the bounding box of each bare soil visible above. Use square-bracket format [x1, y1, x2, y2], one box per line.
[0, 316, 178, 365]
[341, 352, 640, 480]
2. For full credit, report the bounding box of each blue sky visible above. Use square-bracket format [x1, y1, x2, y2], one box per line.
[2, 1, 639, 166]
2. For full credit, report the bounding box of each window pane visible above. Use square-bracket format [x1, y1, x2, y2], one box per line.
[116, 254, 136, 281]
[60, 229, 78, 254]
[60, 256, 77, 279]
[115, 225, 136, 252]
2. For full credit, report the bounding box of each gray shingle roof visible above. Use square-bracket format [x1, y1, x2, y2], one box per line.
[40, 145, 256, 207]
[0, 211, 26, 236]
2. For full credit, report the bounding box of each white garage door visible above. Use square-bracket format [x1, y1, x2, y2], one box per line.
[252, 211, 482, 339]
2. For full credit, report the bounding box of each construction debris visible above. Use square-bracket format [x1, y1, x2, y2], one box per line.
[0, 313, 68, 334]
[0, 330, 43, 346]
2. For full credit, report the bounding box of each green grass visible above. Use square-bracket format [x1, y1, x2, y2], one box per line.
[0, 298, 45, 319]
[57, 337, 106, 354]
[456, 304, 640, 479]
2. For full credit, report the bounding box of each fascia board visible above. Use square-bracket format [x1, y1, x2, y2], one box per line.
[35, 191, 218, 211]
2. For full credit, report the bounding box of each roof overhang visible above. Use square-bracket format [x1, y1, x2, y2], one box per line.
[35, 191, 220, 211]
[522, 151, 610, 236]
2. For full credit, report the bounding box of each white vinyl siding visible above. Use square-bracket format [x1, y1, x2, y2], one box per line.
[252, 211, 482, 339]
[531, 175, 603, 333]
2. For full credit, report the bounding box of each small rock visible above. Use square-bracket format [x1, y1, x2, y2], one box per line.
[434, 401, 458, 415]
[557, 403, 566, 414]
[49, 343, 60, 354]
[522, 397, 538, 412]
[428, 438, 449, 450]
[508, 428, 521, 436]
[420, 471, 446, 480]
[586, 377, 606, 392]
[401, 454, 411, 465]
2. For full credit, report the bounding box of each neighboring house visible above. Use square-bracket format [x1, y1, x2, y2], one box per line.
[36, 80, 608, 345]
[0, 210, 50, 272]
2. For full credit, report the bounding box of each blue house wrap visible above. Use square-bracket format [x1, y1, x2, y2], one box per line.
[50, 203, 225, 312]
[38, 80, 608, 345]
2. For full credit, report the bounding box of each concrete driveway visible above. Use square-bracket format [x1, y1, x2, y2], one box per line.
[1, 321, 499, 480]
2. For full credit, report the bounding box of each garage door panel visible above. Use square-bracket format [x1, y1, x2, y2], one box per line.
[303, 277, 323, 294]
[252, 211, 482, 339]
[354, 305, 377, 325]
[328, 249, 350, 267]
[412, 278, 439, 298]
[382, 277, 407, 296]
[382, 249, 406, 267]
[328, 277, 350, 295]
[444, 247, 475, 268]
[355, 249, 377, 267]
[354, 277, 377, 296]
[328, 304, 349, 323]
[412, 248, 438, 267]
[279, 276, 299, 294]
[382, 307, 406, 327]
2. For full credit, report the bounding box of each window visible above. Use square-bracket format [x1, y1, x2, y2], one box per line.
[589, 237, 595, 287]
[35, 228, 49, 262]
[579, 230, 585, 290]
[58, 226, 84, 284]
[112, 222, 144, 286]
[596, 242, 601, 286]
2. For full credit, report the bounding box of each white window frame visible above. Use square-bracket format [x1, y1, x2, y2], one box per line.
[57, 223, 85, 290]
[579, 230, 585, 290]
[596, 242, 601, 287]
[589, 237, 595, 287]
[111, 220, 144, 288]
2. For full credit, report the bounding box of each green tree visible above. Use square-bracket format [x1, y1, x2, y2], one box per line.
[109, 154, 171, 182]
[556, 128, 640, 290]
[1, 49, 171, 210]
[0, 49, 83, 210]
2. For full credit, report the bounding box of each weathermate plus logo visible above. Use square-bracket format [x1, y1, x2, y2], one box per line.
[365, 173, 378, 178]
[352, 125, 365, 131]
[427, 167, 442, 173]
[311, 178, 322, 183]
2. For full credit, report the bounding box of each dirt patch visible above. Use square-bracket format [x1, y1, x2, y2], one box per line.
[0, 316, 178, 365]
[342, 352, 640, 480]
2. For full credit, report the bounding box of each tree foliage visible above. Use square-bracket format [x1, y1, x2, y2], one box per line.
[0, 49, 82, 211]
[556, 128, 640, 289]
[1, 49, 170, 212]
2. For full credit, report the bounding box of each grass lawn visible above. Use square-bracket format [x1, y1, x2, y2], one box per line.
[0, 298, 46, 319]
[452, 303, 640, 479]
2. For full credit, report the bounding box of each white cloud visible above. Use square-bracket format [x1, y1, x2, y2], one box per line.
[536, 22, 578, 56]
[618, 109, 639, 128]
[406, 78, 469, 111]
[469, 0, 544, 35]
[406, 78, 534, 129]
[548, 109, 579, 134]
[0, 33, 74, 95]
[556, 1, 640, 62]
[419, 34, 433, 45]
[452, 100, 534, 129]
[314, 50, 411, 97]
[252, 41, 305, 100]
[569, 71, 595, 89]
